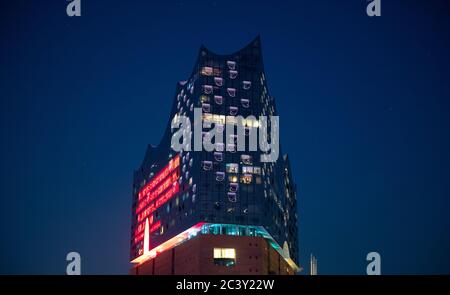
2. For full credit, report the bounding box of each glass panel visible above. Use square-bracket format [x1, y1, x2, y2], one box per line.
[228, 175, 238, 183]
[228, 192, 237, 203]
[214, 95, 223, 105]
[201, 67, 213, 76]
[202, 161, 213, 171]
[202, 103, 211, 113]
[216, 172, 225, 182]
[226, 163, 239, 173]
[229, 70, 238, 79]
[227, 143, 236, 153]
[227, 61, 236, 70]
[200, 95, 210, 103]
[215, 143, 224, 152]
[229, 106, 238, 116]
[203, 85, 213, 94]
[242, 166, 253, 174]
[241, 155, 252, 165]
[214, 152, 223, 162]
[227, 88, 236, 97]
[241, 99, 250, 108]
[240, 174, 252, 184]
[214, 77, 223, 86]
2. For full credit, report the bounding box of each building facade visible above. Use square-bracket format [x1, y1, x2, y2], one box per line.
[130, 37, 300, 274]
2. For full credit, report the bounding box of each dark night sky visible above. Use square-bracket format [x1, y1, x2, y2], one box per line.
[1, 0, 449, 274]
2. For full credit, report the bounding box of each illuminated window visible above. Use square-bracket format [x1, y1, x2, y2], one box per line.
[226, 163, 239, 173]
[227, 61, 236, 70]
[253, 167, 261, 174]
[229, 70, 238, 79]
[213, 248, 236, 266]
[243, 81, 251, 90]
[214, 95, 223, 105]
[227, 88, 236, 97]
[201, 66, 213, 76]
[242, 166, 253, 174]
[200, 95, 210, 103]
[228, 175, 238, 183]
[241, 99, 250, 108]
[240, 174, 252, 184]
[214, 77, 223, 87]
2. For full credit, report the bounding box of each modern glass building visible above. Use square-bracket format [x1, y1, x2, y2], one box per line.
[130, 37, 300, 274]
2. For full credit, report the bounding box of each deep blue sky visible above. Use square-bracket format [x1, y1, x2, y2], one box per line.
[1, 0, 449, 274]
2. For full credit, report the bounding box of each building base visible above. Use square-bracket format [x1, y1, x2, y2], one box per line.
[130, 234, 296, 275]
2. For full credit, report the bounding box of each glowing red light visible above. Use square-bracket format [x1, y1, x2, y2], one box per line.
[131, 222, 205, 264]
[133, 220, 161, 244]
[132, 155, 181, 249]
[138, 155, 180, 200]
[136, 171, 179, 213]
[137, 182, 179, 223]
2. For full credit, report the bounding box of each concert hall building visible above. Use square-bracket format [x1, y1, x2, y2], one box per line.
[129, 37, 300, 275]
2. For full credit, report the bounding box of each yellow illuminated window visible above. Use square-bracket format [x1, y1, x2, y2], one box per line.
[200, 95, 210, 103]
[240, 174, 252, 184]
[201, 67, 213, 76]
[214, 248, 236, 259]
[228, 175, 238, 183]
